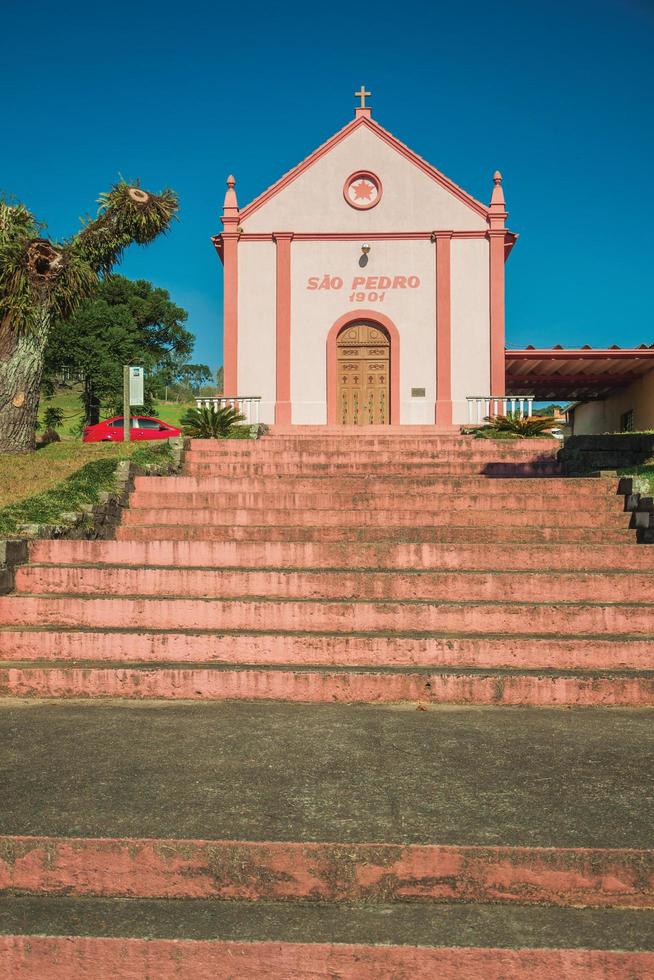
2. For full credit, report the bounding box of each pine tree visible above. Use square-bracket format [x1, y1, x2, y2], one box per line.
[45, 276, 192, 426]
[0, 182, 178, 452]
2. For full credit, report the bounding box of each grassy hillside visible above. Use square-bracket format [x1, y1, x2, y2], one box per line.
[39, 385, 194, 438]
[0, 442, 174, 535]
[0, 441, 171, 511]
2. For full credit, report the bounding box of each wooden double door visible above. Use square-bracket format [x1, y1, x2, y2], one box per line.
[336, 323, 390, 425]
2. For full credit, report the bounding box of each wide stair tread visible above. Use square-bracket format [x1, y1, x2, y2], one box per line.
[2, 895, 653, 949]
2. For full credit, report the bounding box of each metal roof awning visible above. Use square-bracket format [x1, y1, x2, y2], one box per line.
[505, 346, 654, 401]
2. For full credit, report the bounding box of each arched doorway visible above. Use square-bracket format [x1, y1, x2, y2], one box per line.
[336, 322, 390, 425]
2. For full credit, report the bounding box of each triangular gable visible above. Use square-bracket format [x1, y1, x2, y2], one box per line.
[238, 116, 489, 223]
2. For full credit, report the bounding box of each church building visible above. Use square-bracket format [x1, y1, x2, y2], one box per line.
[212, 88, 516, 426]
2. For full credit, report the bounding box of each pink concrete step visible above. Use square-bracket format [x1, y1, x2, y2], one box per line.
[185, 446, 560, 462]
[29, 539, 649, 571]
[134, 474, 607, 494]
[4, 627, 653, 670]
[120, 506, 627, 529]
[184, 461, 561, 477]
[14, 565, 647, 603]
[192, 432, 558, 446]
[7, 935, 649, 980]
[267, 424, 463, 433]
[115, 523, 628, 543]
[1, 834, 651, 907]
[128, 489, 620, 513]
[189, 436, 559, 449]
[0, 661, 650, 706]
[1, 594, 651, 634]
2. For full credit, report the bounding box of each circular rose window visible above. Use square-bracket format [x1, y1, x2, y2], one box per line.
[343, 171, 382, 210]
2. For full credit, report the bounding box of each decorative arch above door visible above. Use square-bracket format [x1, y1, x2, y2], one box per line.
[326, 310, 401, 425]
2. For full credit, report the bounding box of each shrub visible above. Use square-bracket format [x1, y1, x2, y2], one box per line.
[38, 406, 66, 444]
[43, 407, 65, 430]
[180, 405, 245, 439]
[481, 413, 558, 438]
[473, 427, 520, 440]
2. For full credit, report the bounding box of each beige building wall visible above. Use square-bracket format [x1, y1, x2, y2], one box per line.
[237, 242, 276, 421]
[572, 370, 654, 434]
[288, 239, 436, 424]
[242, 126, 488, 235]
[450, 238, 491, 424]
[236, 235, 493, 425]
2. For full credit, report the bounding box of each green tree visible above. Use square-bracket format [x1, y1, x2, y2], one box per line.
[0, 182, 178, 452]
[45, 276, 192, 425]
[216, 365, 224, 394]
[533, 404, 564, 417]
[178, 363, 213, 394]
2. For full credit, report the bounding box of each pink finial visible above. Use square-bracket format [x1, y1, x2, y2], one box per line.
[223, 175, 239, 217]
[490, 170, 505, 209]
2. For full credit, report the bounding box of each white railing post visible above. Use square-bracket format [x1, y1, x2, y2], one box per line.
[467, 395, 535, 423]
[195, 396, 262, 425]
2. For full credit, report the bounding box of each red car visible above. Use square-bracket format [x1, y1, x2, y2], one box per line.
[83, 416, 181, 442]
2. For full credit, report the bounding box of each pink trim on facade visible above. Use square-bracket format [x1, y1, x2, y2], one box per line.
[236, 230, 497, 242]
[434, 232, 453, 425]
[326, 310, 401, 425]
[273, 233, 293, 424]
[221, 233, 239, 395]
[238, 116, 490, 223]
[489, 231, 506, 397]
[488, 174, 508, 398]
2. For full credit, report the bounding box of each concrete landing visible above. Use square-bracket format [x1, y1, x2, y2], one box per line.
[0, 700, 651, 846]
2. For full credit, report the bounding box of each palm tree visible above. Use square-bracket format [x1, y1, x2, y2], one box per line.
[181, 405, 245, 439]
[483, 413, 558, 437]
[0, 181, 178, 453]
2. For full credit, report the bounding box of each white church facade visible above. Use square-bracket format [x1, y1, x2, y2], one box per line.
[213, 89, 515, 426]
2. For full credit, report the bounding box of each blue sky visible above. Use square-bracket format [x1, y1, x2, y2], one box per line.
[3, 0, 653, 371]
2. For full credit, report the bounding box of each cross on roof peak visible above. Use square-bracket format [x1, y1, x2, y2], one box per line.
[355, 85, 371, 109]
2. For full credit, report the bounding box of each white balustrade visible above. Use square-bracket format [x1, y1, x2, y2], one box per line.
[195, 396, 262, 425]
[466, 396, 534, 425]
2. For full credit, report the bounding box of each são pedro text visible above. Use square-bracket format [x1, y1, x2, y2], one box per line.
[307, 273, 420, 303]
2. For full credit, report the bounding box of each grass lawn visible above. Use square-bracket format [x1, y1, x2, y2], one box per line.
[1, 442, 153, 509]
[0, 442, 173, 536]
[153, 400, 195, 427]
[39, 386, 194, 438]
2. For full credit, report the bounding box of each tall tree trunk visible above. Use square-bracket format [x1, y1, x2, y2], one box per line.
[83, 376, 101, 426]
[0, 308, 50, 453]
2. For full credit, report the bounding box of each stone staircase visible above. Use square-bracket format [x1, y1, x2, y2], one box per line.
[0, 428, 652, 978]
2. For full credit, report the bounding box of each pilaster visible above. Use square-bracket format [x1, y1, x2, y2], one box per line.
[221, 176, 240, 395]
[432, 231, 453, 425]
[488, 172, 508, 398]
[273, 232, 294, 425]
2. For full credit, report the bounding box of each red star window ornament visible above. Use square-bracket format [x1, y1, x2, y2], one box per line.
[343, 170, 382, 210]
[353, 180, 373, 200]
